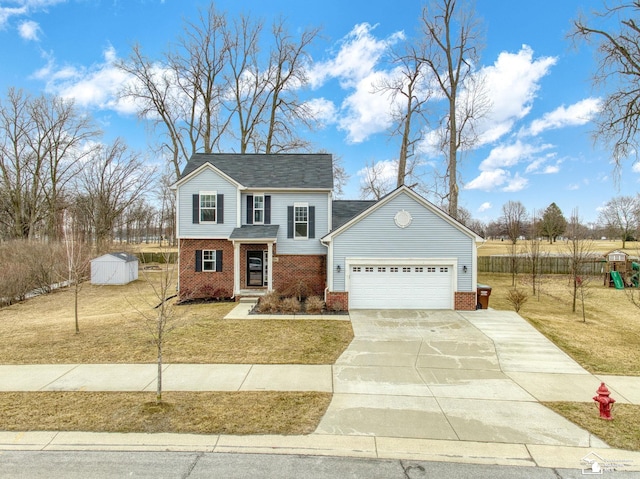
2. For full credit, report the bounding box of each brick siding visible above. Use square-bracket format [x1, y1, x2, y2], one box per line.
[273, 254, 326, 297]
[179, 239, 326, 299]
[179, 239, 234, 300]
[326, 291, 348, 312]
[454, 291, 477, 311]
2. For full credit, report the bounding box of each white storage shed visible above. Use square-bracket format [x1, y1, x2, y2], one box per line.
[90, 252, 139, 285]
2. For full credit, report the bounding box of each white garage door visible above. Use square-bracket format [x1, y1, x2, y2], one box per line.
[348, 263, 453, 309]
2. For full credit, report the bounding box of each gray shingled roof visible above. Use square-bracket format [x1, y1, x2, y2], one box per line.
[332, 200, 377, 230]
[181, 154, 333, 189]
[229, 225, 280, 240]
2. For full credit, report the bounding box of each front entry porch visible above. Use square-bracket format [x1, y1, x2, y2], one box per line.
[230, 225, 279, 297]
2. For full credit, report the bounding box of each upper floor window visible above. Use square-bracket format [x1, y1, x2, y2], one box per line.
[294, 203, 308, 238]
[200, 192, 217, 223]
[287, 203, 314, 239]
[253, 195, 264, 224]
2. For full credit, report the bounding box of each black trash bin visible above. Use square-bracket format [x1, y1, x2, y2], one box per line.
[476, 284, 492, 309]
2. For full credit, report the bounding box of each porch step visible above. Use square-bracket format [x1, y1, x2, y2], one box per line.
[239, 296, 260, 304]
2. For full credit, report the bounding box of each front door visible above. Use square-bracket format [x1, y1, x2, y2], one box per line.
[247, 251, 263, 287]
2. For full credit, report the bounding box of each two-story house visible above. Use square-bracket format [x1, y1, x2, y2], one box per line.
[175, 153, 483, 310]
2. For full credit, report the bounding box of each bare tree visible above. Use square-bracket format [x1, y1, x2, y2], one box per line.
[62, 211, 92, 334]
[0, 88, 45, 239]
[419, 0, 489, 219]
[566, 208, 596, 319]
[226, 15, 319, 153]
[76, 139, 154, 251]
[262, 18, 320, 153]
[598, 195, 639, 248]
[0, 89, 100, 241]
[118, 4, 231, 179]
[572, 2, 640, 169]
[501, 200, 527, 244]
[360, 159, 395, 200]
[32, 95, 100, 241]
[331, 154, 349, 199]
[135, 251, 182, 404]
[501, 200, 527, 285]
[523, 209, 544, 297]
[375, 43, 431, 187]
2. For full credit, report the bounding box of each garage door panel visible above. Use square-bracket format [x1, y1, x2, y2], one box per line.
[348, 263, 453, 310]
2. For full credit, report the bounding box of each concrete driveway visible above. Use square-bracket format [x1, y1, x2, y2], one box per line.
[316, 309, 613, 447]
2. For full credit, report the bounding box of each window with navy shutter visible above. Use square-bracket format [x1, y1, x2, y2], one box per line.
[192, 195, 199, 224]
[309, 206, 315, 238]
[217, 194, 224, 224]
[194, 192, 223, 224]
[246, 195, 254, 224]
[287, 206, 294, 238]
[264, 195, 271, 224]
[195, 249, 223, 272]
[288, 203, 314, 239]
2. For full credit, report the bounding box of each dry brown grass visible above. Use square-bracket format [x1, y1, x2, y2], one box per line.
[478, 273, 640, 375]
[0, 269, 353, 364]
[477, 239, 640, 257]
[0, 391, 330, 435]
[544, 402, 640, 451]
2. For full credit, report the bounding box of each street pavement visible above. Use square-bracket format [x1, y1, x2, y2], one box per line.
[1, 304, 639, 473]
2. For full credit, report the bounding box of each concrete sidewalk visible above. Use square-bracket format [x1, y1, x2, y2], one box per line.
[1, 305, 639, 472]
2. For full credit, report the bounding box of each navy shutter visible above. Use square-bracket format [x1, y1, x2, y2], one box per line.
[287, 206, 294, 238]
[246, 195, 253, 224]
[264, 195, 271, 224]
[309, 206, 315, 239]
[195, 250, 202, 272]
[215, 250, 223, 272]
[217, 194, 224, 224]
[192, 194, 199, 224]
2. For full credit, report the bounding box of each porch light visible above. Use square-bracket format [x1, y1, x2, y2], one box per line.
[336, 265, 342, 273]
[463, 265, 468, 273]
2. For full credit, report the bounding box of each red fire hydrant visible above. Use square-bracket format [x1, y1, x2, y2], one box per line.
[593, 382, 615, 420]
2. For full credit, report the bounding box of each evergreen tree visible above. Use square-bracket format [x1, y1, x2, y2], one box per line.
[540, 203, 567, 243]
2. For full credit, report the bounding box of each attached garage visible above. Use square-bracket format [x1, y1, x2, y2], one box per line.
[322, 186, 484, 311]
[348, 261, 454, 309]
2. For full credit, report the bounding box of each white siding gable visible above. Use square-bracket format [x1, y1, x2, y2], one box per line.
[177, 167, 238, 238]
[329, 190, 476, 292]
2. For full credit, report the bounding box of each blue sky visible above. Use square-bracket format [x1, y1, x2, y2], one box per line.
[1, 0, 639, 224]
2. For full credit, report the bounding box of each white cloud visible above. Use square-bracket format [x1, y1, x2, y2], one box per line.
[567, 183, 580, 190]
[18, 19, 39, 40]
[527, 97, 602, 136]
[0, 0, 66, 29]
[304, 98, 337, 127]
[479, 140, 552, 171]
[632, 162, 640, 173]
[308, 23, 402, 89]
[465, 169, 509, 190]
[37, 46, 139, 115]
[478, 202, 492, 212]
[475, 45, 557, 145]
[503, 173, 528, 192]
[418, 45, 557, 156]
[356, 158, 397, 181]
[308, 23, 404, 143]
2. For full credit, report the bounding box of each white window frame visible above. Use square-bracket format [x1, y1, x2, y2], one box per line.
[202, 250, 216, 272]
[253, 194, 265, 225]
[294, 202, 308, 239]
[200, 191, 217, 223]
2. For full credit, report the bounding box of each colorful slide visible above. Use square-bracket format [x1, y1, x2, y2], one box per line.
[610, 271, 625, 290]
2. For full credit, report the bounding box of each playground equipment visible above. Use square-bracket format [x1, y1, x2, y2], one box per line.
[603, 250, 640, 289]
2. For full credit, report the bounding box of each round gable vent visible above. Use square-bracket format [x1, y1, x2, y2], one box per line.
[394, 209, 412, 229]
